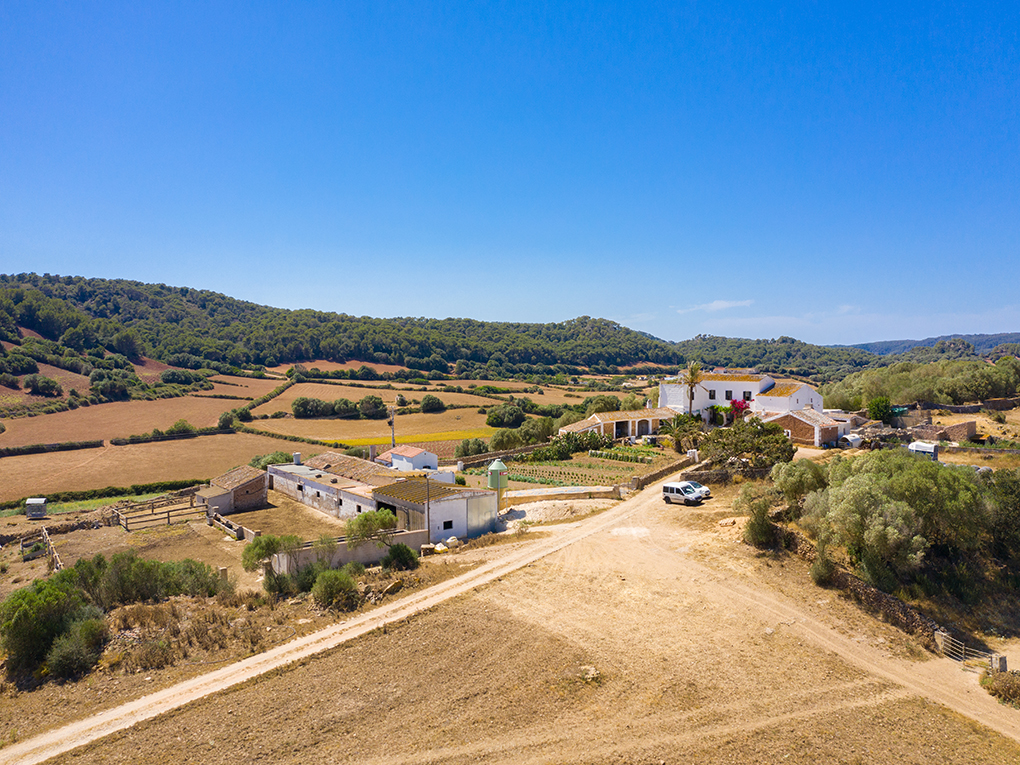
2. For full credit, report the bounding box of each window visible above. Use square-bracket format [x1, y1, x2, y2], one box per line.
[316, 491, 320, 498]
[297, 484, 304, 492]
[357, 505, 362, 513]
[725, 390, 733, 401]
[443, 520, 454, 530]
[708, 389, 716, 400]
[743, 391, 752, 401]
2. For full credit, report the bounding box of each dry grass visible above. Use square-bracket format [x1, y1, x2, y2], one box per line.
[0, 396, 235, 447]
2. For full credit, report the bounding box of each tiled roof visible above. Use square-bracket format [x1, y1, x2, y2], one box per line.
[764, 409, 837, 428]
[211, 465, 266, 491]
[558, 416, 600, 434]
[757, 382, 808, 398]
[592, 407, 678, 423]
[373, 477, 488, 505]
[304, 452, 399, 483]
[378, 445, 431, 460]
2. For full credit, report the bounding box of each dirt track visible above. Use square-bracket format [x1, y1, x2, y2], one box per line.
[3, 482, 1020, 764]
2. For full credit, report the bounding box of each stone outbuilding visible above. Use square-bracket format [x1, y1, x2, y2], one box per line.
[198, 465, 268, 515]
[557, 407, 679, 438]
[763, 409, 839, 447]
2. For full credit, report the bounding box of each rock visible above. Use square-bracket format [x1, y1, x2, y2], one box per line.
[382, 579, 403, 596]
[718, 518, 736, 527]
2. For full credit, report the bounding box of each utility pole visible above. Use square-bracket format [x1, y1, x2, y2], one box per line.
[388, 405, 396, 449]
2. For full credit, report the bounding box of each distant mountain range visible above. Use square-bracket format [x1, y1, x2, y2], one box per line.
[845, 333, 1020, 355]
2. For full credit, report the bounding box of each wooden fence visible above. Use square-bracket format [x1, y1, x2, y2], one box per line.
[19, 527, 63, 570]
[112, 497, 207, 532]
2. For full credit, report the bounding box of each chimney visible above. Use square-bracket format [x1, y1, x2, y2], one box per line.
[293, 452, 301, 465]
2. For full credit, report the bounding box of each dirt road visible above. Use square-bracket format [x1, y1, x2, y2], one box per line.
[3, 482, 1019, 764]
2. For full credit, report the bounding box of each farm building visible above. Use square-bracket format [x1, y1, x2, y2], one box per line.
[751, 382, 823, 416]
[267, 461, 383, 519]
[372, 477, 497, 543]
[196, 465, 268, 515]
[557, 407, 678, 438]
[763, 409, 840, 447]
[375, 445, 439, 471]
[658, 372, 823, 419]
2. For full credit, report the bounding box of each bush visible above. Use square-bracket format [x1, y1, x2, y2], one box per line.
[486, 404, 526, 429]
[358, 395, 387, 419]
[218, 411, 237, 430]
[454, 438, 488, 458]
[455, 475, 466, 486]
[981, 670, 1020, 707]
[420, 394, 445, 413]
[0, 572, 89, 673]
[810, 542, 836, 586]
[23, 373, 63, 397]
[342, 561, 366, 577]
[46, 614, 107, 679]
[735, 484, 779, 548]
[165, 419, 197, 436]
[381, 543, 419, 571]
[312, 570, 358, 610]
[249, 451, 294, 470]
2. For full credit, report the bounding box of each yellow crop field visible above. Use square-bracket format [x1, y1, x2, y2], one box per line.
[247, 409, 494, 444]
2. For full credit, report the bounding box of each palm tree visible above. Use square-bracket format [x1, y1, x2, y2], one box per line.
[659, 413, 702, 453]
[679, 361, 705, 417]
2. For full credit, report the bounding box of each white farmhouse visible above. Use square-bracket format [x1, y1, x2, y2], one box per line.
[658, 371, 822, 419]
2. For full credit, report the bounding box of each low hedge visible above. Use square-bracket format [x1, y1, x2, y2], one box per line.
[110, 427, 233, 446]
[0, 439, 103, 459]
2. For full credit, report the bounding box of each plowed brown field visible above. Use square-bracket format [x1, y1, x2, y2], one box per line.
[0, 434, 323, 501]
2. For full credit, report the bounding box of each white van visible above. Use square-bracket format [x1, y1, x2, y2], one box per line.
[662, 482, 703, 506]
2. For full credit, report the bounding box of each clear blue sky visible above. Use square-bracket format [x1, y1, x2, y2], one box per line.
[1, 2, 1017, 345]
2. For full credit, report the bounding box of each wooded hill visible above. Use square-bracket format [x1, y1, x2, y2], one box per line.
[1, 273, 1016, 385]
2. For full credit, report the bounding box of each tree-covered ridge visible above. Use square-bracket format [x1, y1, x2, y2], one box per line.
[670, 334, 879, 383]
[0, 273, 681, 370]
[849, 332, 1020, 356]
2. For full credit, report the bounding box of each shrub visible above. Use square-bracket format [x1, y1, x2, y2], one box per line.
[981, 670, 1020, 707]
[381, 543, 419, 571]
[342, 561, 366, 577]
[810, 541, 836, 586]
[46, 614, 107, 679]
[358, 395, 387, 419]
[454, 438, 488, 458]
[420, 394, 445, 413]
[165, 418, 197, 436]
[312, 570, 358, 610]
[735, 484, 779, 548]
[23, 373, 63, 397]
[0, 571, 89, 673]
[218, 411, 237, 430]
[455, 475, 466, 486]
[486, 404, 526, 429]
[249, 451, 294, 470]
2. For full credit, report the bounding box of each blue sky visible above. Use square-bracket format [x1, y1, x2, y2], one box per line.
[1, 2, 1017, 346]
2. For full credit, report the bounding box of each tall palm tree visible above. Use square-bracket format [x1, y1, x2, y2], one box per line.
[679, 361, 705, 417]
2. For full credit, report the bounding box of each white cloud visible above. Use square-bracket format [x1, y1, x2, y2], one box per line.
[676, 299, 754, 315]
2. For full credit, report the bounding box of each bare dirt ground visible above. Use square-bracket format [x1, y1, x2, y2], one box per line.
[0, 434, 322, 502]
[226, 491, 350, 539]
[3, 479, 1019, 765]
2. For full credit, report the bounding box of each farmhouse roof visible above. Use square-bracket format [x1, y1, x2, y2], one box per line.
[558, 415, 600, 434]
[304, 451, 400, 483]
[667, 373, 769, 384]
[757, 382, 809, 398]
[373, 477, 489, 505]
[592, 407, 678, 423]
[764, 409, 837, 428]
[211, 465, 266, 491]
[378, 445, 432, 460]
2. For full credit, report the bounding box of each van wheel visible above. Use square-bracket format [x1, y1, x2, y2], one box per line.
[664, 496, 671, 504]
